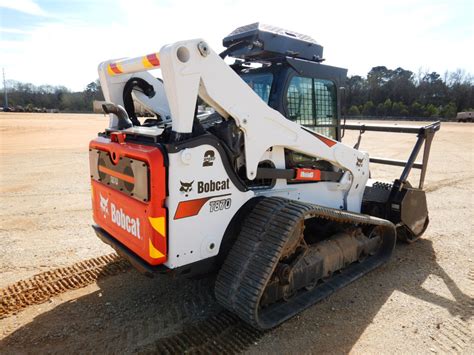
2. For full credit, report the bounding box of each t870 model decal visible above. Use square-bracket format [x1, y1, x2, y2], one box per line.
[209, 198, 232, 212]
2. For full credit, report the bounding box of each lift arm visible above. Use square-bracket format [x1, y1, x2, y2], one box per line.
[98, 39, 372, 211]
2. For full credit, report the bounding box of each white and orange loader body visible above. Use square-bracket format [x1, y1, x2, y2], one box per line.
[90, 24, 437, 329]
[92, 38, 369, 269]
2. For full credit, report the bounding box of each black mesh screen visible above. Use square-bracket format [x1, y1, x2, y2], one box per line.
[241, 73, 273, 103]
[287, 77, 314, 125]
[287, 76, 337, 139]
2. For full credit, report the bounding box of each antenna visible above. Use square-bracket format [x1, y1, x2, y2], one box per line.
[2, 68, 8, 110]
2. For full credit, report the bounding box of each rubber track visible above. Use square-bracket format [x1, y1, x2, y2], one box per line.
[0, 253, 130, 318]
[140, 311, 264, 354]
[215, 197, 396, 330]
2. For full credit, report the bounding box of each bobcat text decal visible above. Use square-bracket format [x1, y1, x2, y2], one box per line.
[110, 203, 141, 240]
[99, 193, 141, 239]
[198, 178, 230, 194]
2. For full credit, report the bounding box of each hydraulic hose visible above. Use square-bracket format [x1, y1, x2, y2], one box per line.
[123, 77, 156, 126]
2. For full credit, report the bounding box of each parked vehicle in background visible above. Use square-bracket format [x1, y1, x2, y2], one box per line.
[457, 111, 473, 122]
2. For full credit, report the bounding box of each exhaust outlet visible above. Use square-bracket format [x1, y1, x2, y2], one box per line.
[102, 102, 133, 130]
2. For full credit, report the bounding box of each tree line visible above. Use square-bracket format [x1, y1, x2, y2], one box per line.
[1, 80, 104, 112]
[1, 67, 473, 118]
[344, 67, 473, 118]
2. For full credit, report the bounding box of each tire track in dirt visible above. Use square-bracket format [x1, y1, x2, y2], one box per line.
[1, 254, 263, 354]
[97, 279, 228, 354]
[138, 311, 264, 354]
[424, 176, 473, 193]
[0, 253, 130, 318]
[431, 269, 473, 353]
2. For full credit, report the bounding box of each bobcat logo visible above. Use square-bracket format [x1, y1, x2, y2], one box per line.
[356, 157, 364, 167]
[99, 193, 109, 218]
[179, 181, 194, 197]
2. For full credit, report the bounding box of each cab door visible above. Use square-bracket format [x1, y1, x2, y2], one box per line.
[285, 75, 339, 140]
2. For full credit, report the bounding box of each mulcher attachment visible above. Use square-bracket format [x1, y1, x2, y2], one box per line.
[345, 121, 440, 244]
[362, 181, 430, 243]
[215, 197, 396, 330]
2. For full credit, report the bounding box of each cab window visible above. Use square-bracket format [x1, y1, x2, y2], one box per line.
[241, 73, 273, 103]
[286, 76, 338, 139]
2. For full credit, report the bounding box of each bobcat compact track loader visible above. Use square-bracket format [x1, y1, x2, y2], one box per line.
[90, 23, 440, 329]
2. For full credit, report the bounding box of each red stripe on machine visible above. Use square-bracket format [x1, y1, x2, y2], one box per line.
[302, 127, 337, 147]
[146, 53, 160, 67]
[313, 133, 337, 147]
[110, 63, 122, 74]
[174, 194, 231, 220]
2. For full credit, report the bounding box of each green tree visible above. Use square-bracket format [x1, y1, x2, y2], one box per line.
[392, 101, 407, 116]
[410, 101, 424, 116]
[440, 102, 456, 118]
[346, 75, 368, 108]
[424, 104, 439, 117]
[348, 105, 360, 115]
[383, 99, 392, 116]
[25, 103, 34, 112]
[375, 103, 385, 116]
[362, 101, 375, 116]
[418, 71, 447, 106]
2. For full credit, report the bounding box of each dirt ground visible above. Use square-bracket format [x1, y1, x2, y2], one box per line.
[0, 113, 473, 354]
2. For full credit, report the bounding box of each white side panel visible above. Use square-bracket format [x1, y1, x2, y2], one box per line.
[165, 145, 254, 268]
[165, 142, 353, 269]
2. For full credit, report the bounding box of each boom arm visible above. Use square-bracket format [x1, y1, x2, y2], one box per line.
[98, 39, 370, 211]
[98, 54, 170, 127]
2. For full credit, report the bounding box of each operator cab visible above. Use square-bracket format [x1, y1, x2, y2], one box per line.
[222, 23, 347, 141]
[221, 23, 347, 174]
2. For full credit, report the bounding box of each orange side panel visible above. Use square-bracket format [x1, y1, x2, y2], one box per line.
[90, 137, 167, 265]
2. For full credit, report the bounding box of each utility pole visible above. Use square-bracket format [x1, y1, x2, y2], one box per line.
[2, 68, 8, 110]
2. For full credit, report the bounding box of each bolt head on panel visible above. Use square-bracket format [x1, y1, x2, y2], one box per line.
[181, 149, 192, 164]
[198, 41, 210, 57]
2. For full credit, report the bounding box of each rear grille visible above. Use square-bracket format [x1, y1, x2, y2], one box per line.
[89, 148, 149, 202]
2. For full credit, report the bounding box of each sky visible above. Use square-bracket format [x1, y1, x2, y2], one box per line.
[1, 0, 473, 91]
